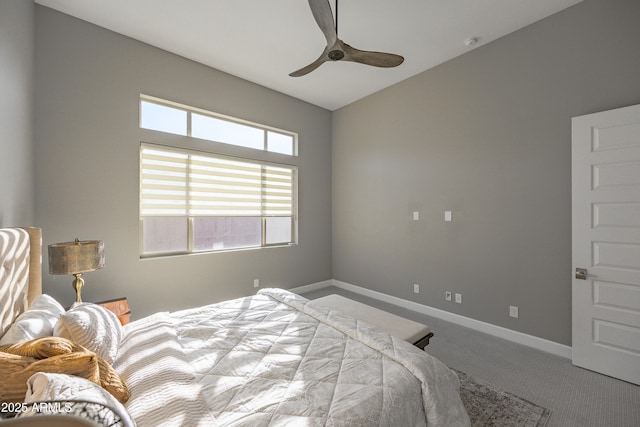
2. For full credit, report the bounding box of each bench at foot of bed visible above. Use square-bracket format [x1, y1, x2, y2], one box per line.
[309, 294, 433, 349]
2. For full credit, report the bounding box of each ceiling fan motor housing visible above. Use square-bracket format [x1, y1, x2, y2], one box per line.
[328, 49, 345, 61]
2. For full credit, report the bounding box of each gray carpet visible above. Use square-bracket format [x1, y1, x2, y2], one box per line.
[300, 287, 640, 427]
[456, 369, 551, 427]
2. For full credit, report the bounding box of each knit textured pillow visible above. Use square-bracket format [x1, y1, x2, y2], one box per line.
[54, 302, 123, 365]
[0, 336, 129, 403]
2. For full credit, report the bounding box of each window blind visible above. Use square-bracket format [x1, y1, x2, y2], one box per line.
[140, 144, 295, 217]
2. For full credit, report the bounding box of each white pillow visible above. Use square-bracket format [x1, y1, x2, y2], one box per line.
[23, 372, 135, 426]
[54, 302, 123, 364]
[0, 294, 65, 345]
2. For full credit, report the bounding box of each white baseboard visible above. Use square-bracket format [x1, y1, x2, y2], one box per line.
[293, 279, 572, 359]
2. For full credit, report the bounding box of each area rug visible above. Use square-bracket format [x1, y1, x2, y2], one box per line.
[455, 369, 552, 427]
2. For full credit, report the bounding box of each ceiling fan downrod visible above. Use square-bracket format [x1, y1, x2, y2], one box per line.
[328, 0, 344, 60]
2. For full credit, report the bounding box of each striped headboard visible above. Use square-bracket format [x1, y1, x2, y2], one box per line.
[0, 227, 42, 337]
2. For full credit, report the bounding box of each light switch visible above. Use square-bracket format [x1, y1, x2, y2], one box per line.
[444, 211, 452, 222]
[413, 211, 420, 221]
[509, 306, 519, 318]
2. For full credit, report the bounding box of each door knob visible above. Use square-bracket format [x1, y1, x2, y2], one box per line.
[575, 268, 593, 280]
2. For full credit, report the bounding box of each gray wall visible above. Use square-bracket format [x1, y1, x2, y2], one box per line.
[0, 0, 35, 227]
[332, 0, 640, 346]
[34, 6, 332, 317]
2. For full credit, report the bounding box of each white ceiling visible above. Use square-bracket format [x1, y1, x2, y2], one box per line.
[35, 0, 582, 111]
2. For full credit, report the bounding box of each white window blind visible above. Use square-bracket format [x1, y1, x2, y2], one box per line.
[140, 143, 295, 218]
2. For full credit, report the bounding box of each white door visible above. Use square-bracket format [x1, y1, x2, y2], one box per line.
[572, 104, 640, 385]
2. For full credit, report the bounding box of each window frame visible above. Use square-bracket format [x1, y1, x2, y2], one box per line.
[138, 95, 299, 258]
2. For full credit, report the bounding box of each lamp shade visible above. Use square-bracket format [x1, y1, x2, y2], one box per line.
[48, 239, 105, 275]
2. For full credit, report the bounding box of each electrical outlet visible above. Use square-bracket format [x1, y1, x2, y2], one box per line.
[445, 291, 452, 301]
[413, 284, 420, 294]
[455, 293, 462, 304]
[253, 279, 260, 288]
[509, 306, 519, 318]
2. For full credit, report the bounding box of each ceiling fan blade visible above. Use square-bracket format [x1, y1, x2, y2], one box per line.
[308, 0, 337, 46]
[341, 41, 404, 68]
[289, 51, 329, 77]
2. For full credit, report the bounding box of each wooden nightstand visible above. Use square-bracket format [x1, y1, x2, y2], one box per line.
[96, 297, 131, 325]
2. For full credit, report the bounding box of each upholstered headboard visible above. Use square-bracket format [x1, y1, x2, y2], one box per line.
[0, 227, 42, 337]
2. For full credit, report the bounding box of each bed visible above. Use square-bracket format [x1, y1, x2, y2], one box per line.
[0, 227, 470, 426]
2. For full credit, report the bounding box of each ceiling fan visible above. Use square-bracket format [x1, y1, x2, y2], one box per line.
[289, 0, 404, 77]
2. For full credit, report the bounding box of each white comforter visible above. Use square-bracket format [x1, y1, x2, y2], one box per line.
[115, 289, 470, 427]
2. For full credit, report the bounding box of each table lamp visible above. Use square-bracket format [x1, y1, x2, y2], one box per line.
[48, 238, 105, 303]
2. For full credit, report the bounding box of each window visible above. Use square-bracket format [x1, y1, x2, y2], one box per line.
[139, 96, 298, 257]
[140, 96, 297, 156]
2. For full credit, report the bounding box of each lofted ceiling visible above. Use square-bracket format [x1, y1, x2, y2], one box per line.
[35, 0, 582, 111]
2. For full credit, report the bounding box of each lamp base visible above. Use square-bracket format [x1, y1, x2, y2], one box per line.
[72, 273, 84, 303]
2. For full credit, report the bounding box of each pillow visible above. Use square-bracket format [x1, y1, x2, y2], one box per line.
[0, 336, 129, 403]
[23, 372, 135, 426]
[54, 303, 123, 364]
[0, 295, 65, 345]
